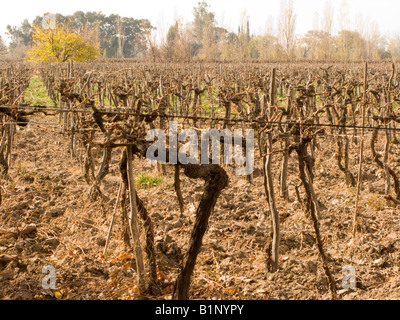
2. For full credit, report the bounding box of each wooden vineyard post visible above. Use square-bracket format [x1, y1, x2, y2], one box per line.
[352, 62, 367, 243]
[174, 164, 185, 216]
[103, 181, 123, 256]
[279, 87, 295, 200]
[70, 113, 76, 159]
[264, 67, 280, 273]
[384, 63, 395, 198]
[126, 145, 146, 294]
[58, 92, 63, 124]
[270, 67, 276, 107]
[265, 132, 280, 272]
[62, 63, 70, 133]
[5, 119, 14, 169]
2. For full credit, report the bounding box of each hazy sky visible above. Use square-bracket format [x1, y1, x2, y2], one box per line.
[2, 0, 400, 43]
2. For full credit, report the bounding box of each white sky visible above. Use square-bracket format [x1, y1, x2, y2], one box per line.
[2, 0, 400, 44]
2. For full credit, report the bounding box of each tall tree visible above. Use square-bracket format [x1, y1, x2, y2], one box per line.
[322, 0, 334, 36]
[115, 15, 125, 58]
[387, 36, 400, 59]
[320, 0, 334, 59]
[365, 21, 385, 60]
[336, 30, 366, 60]
[163, 19, 195, 61]
[300, 30, 330, 59]
[6, 19, 33, 53]
[0, 36, 7, 55]
[278, 0, 297, 60]
[237, 10, 250, 59]
[338, 0, 350, 33]
[192, 1, 216, 56]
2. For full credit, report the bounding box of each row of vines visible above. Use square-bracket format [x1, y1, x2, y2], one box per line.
[1, 60, 400, 299]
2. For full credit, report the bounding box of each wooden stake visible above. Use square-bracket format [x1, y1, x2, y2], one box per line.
[174, 164, 185, 216]
[352, 62, 368, 242]
[265, 132, 280, 272]
[103, 181, 123, 256]
[126, 146, 146, 293]
[265, 67, 280, 272]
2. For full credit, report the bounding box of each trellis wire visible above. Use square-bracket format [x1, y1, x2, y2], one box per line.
[1, 104, 400, 132]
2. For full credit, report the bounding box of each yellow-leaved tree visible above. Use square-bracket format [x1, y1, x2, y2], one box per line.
[27, 24, 100, 62]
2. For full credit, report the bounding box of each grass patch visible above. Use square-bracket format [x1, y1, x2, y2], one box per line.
[24, 77, 54, 106]
[392, 136, 400, 144]
[366, 193, 386, 211]
[135, 173, 163, 189]
[17, 164, 28, 176]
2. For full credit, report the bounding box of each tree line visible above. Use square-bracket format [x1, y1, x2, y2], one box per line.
[4, 11, 153, 59]
[157, 0, 400, 61]
[1, 0, 400, 61]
